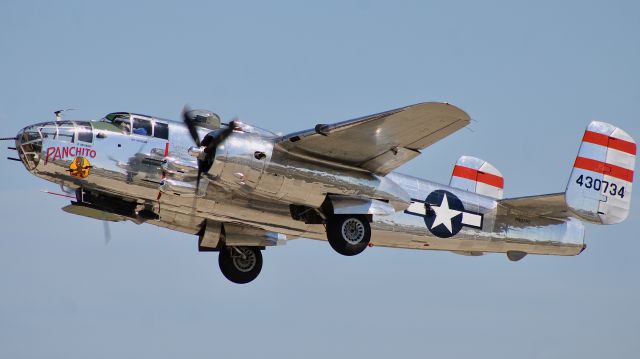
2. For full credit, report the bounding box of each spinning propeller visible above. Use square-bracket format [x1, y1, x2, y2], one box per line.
[181, 106, 236, 192]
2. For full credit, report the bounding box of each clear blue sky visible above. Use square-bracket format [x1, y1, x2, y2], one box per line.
[1, 1, 639, 358]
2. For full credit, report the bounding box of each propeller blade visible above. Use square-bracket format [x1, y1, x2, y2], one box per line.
[204, 120, 235, 152]
[196, 162, 203, 195]
[103, 221, 111, 245]
[182, 107, 237, 194]
[182, 105, 201, 146]
[192, 120, 236, 194]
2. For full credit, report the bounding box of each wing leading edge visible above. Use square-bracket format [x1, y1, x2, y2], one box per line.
[276, 102, 471, 175]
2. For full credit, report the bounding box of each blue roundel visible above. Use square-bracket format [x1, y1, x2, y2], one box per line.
[424, 190, 465, 238]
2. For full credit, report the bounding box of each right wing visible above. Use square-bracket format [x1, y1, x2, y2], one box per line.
[276, 102, 470, 175]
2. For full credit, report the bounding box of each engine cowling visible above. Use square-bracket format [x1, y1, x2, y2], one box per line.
[208, 123, 410, 212]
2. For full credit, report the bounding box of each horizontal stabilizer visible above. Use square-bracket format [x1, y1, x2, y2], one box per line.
[498, 193, 569, 219]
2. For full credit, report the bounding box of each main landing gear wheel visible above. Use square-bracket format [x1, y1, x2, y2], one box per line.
[326, 214, 371, 256]
[218, 246, 263, 284]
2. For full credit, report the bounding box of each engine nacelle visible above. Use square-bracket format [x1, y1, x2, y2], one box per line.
[184, 109, 221, 130]
[208, 123, 411, 212]
[198, 219, 287, 251]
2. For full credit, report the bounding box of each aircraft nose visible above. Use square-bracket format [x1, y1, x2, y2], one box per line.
[13, 125, 43, 170]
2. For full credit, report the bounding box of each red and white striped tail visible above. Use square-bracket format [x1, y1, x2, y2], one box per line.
[566, 121, 636, 224]
[450, 156, 504, 199]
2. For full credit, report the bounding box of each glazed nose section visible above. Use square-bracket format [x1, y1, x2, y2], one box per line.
[14, 125, 43, 170]
[13, 128, 23, 152]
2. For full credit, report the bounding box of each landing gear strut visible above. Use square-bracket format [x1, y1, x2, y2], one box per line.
[326, 214, 371, 256]
[218, 246, 263, 284]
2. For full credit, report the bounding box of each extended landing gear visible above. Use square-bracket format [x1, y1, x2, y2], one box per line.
[218, 246, 263, 284]
[326, 214, 371, 256]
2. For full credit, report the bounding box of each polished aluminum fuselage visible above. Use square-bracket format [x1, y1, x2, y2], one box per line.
[16, 118, 585, 257]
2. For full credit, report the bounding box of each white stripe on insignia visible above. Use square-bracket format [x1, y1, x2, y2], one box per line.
[462, 212, 482, 228]
[406, 202, 426, 216]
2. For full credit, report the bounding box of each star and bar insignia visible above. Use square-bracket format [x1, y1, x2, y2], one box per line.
[405, 190, 483, 238]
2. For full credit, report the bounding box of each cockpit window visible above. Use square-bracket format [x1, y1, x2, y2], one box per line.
[154, 122, 169, 139]
[114, 118, 131, 133]
[132, 117, 152, 136]
[97, 113, 131, 134]
[96, 113, 170, 139]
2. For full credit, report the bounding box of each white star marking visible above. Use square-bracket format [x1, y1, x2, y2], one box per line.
[430, 194, 462, 233]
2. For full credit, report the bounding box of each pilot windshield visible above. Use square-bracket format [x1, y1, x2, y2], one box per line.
[98, 113, 131, 134]
[116, 119, 131, 133]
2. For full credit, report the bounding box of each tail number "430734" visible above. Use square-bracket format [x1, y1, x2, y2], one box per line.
[576, 175, 625, 198]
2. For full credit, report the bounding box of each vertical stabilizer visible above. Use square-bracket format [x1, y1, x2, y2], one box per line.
[566, 121, 636, 224]
[450, 156, 504, 199]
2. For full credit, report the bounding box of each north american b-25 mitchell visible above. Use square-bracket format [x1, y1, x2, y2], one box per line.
[5, 103, 635, 283]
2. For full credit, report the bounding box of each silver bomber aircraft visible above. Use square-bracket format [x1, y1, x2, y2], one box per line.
[5, 103, 636, 283]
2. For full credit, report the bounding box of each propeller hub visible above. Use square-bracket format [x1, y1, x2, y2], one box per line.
[188, 146, 206, 159]
[182, 105, 235, 194]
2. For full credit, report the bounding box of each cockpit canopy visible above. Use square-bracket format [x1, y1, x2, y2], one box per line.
[96, 112, 169, 139]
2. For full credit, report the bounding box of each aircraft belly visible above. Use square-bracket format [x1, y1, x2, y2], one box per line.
[368, 208, 584, 256]
[155, 191, 321, 239]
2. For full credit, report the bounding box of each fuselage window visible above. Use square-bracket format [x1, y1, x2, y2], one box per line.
[154, 122, 169, 140]
[57, 122, 75, 143]
[76, 123, 93, 143]
[132, 117, 152, 136]
[39, 124, 57, 140]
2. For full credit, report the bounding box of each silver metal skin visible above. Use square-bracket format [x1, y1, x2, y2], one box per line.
[12, 109, 588, 261]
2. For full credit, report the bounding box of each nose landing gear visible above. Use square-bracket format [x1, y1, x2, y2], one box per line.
[218, 246, 263, 284]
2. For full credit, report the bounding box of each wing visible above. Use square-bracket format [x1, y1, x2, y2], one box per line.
[498, 193, 571, 219]
[276, 102, 470, 175]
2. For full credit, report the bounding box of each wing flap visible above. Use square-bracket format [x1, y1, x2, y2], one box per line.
[360, 147, 420, 174]
[277, 102, 470, 174]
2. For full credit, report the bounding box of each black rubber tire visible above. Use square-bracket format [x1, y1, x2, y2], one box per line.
[218, 246, 263, 284]
[326, 214, 371, 256]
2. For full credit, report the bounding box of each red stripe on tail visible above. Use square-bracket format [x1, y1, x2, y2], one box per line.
[452, 165, 504, 189]
[582, 131, 636, 155]
[574, 156, 634, 182]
